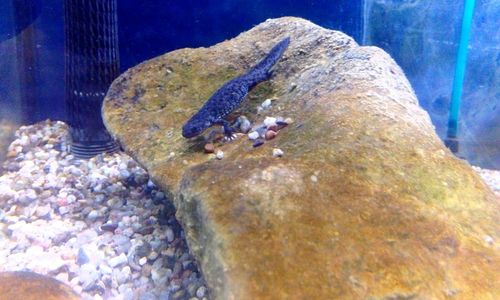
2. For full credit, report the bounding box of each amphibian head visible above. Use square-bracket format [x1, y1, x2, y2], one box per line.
[182, 115, 211, 138]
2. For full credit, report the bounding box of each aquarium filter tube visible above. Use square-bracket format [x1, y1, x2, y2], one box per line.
[13, 0, 39, 124]
[445, 0, 475, 153]
[64, 0, 120, 158]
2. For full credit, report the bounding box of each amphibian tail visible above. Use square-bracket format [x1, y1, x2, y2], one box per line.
[182, 37, 290, 138]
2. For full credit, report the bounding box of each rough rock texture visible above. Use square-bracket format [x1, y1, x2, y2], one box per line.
[103, 17, 500, 299]
[0, 271, 80, 300]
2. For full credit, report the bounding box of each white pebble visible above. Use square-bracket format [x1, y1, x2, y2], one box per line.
[248, 131, 259, 140]
[239, 116, 252, 133]
[166, 228, 174, 243]
[215, 150, 224, 160]
[139, 257, 147, 265]
[196, 286, 207, 298]
[25, 189, 37, 200]
[264, 116, 277, 127]
[58, 206, 69, 215]
[0, 185, 16, 200]
[108, 253, 128, 267]
[261, 99, 272, 109]
[34, 151, 49, 160]
[87, 210, 100, 221]
[272, 148, 284, 157]
[67, 194, 76, 203]
[100, 264, 113, 275]
[79, 263, 99, 288]
[114, 266, 131, 285]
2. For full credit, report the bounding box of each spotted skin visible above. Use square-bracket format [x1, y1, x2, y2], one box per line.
[182, 37, 290, 139]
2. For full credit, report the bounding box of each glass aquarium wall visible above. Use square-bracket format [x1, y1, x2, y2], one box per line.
[363, 0, 500, 168]
[0, 0, 363, 125]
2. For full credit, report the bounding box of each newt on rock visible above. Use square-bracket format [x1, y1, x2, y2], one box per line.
[182, 37, 290, 139]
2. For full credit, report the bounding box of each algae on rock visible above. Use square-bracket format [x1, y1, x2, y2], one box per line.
[103, 17, 500, 300]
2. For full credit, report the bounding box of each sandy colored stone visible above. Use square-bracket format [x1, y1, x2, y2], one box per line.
[0, 271, 80, 300]
[103, 17, 500, 299]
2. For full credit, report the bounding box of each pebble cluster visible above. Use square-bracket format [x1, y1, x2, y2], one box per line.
[204, 98, 289, 158]
[0, 120, 209, 300]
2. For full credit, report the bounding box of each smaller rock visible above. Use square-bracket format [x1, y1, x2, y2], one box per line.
[186, 282, 198, 296]
[114, 266, 131, 285]
[154, 191, 166, 202]
[67, 194, 76, 203]
[141, 264, 152, 277]
[265, 130, 277, 140]
[276, 120, 289, 129]
[272, 148, 284, 157]
[196, 286, 207, 298]
[253, 139, 264, 148]
[204, 143, 215, 153]
[139, 292, 156, 300]
[6, 150, 17, 158]
[87, 210, 100, 221]
[77, 247, 90, 265]
[261, 98, 273, 109]
[166, 228, 175, 243]
[35, 205, 51, 219]
[58, 206, 69, 215]
[215, 150, 224, 160]
[248, 131, 259, 140]
[484, 235, 494, 245]
[108, 253, 128, 268]
[100, 223, 118, 232]
[238, 116, 252, 133]
[267, 124, 279, 132]
[171, 289, 187, 300]
[137, 226, 155, 235]
[263, 116, 277, 127]
[147, 251, 159, 261]
[79, 263, 99, 290]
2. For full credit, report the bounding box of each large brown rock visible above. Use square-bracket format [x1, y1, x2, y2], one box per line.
[0, 271, 80, 300]
[103, 17, 500, 299]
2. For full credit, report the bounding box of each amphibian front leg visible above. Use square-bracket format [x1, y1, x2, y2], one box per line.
[214, 119, 237, 140]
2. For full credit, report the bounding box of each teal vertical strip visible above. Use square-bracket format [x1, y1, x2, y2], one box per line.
[447, 0, 476, 138]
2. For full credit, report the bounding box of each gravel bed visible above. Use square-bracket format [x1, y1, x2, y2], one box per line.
[472, 166, 500, 197]
[0, 120, 208, 300]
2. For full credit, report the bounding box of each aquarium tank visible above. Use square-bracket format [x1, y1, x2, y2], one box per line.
[0, 1, 499, 299]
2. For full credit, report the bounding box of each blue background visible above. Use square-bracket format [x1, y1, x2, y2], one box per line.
[0, 0, 362, 122]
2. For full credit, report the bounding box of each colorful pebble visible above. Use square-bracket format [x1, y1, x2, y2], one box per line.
[265, 130, 277, 140]
[204, 143, 215, 153]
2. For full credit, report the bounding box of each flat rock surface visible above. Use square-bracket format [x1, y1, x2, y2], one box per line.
[103, 17, 500, 299]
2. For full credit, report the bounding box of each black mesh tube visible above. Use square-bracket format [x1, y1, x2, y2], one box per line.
[64, 0, 120, 158]
[13, 0, 39, 124]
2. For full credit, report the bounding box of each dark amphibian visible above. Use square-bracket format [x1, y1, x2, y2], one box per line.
[182, 37, 290, 139]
